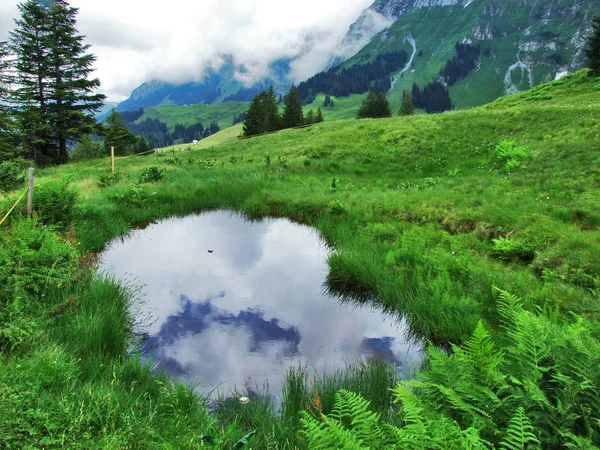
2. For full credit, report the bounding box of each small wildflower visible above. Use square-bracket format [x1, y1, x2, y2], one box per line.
[239, 396, 250, 405]
[452, 251, 455, 255]
[547, 197, 550, 200]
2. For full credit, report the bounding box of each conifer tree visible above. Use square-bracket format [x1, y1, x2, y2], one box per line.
[265, 85, 280, 132]
[398, 90, 414, 116]
[305, 109, 315, 125]
[282, 84, 304, 128]
[10, 0, 54, 161]
[587, 15, 600, 77]
[315, 107, 324, 123]
[357, 92, 392, 119]
[0, 41, 16, 161]
[10, 0, 105, 163]
[102, 109, 136, 155]
[243, 91, 268, 136]
[46, 0, 105, 162]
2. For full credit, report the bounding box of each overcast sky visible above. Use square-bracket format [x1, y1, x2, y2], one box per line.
[0, 0, 374, 102]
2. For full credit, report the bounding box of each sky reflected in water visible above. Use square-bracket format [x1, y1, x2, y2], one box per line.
[99, 211, 421, 395]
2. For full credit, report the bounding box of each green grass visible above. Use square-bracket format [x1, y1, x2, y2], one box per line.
[137, 101, 249, 131]
[1, 70, 600, 448]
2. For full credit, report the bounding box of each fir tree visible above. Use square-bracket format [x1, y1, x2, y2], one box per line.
[398, 90, 414, 116]
[243, 91, 268, 136]
[46, 0, 105, 162]
[356, 92, 392, 119]
[305, 109, 315, 125]
[102, 109, 136, 155]
[9, 0, 54, 162]
[282, 84, 304, 128]
[10, 0, 104, 164]
[315, 107, 324, 123]
[265, 86, 280, 132]
[587, 15, 600, 77]
[0, 41, 16, 161]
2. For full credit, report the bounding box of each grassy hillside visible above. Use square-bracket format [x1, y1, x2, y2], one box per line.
[137, 100, 249, 131]
[343, 0, 598, 109]
[1, 70, 600, 448]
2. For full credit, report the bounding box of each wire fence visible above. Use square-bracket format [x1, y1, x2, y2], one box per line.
[0, 148, 159, 227]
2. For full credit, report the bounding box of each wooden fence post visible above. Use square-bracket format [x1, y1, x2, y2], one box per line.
[26, 167, 34, 219]
[111, 147, 115, 173]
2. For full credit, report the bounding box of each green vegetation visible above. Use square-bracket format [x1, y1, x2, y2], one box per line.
[588, 15, 600, 76]
[356, 92, 392, 119]
[8, 0, 105, 164]
[137, 100, 248, 131]
[1, 70, 600, 447]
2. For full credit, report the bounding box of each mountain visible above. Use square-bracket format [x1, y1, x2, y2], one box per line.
[317, 0, 599, 109]
[116, 58, 291, 112]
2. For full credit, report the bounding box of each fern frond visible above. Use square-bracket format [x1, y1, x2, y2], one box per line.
[499, 407, 540, 450]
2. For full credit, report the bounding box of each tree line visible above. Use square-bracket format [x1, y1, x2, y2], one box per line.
[120, 110, 219, 148]
[297, 51, 408, 104]
[242, 85, 323, 137]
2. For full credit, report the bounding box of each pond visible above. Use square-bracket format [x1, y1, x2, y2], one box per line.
[99, 210, 421, 396]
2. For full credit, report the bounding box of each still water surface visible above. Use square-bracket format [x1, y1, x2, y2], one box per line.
[100, 211, 420, 395]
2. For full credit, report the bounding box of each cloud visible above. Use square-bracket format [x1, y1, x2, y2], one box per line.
[0, 0, 374, 101]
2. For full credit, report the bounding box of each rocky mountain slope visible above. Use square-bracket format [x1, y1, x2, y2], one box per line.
[338, 0, 598, 107]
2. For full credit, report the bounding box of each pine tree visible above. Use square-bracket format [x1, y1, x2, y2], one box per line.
[102, 109, 136, 155]
[315, 107, 324, 123]
[282, 84, 304, 128]
[46, 0, 105, 162]
[399, 90, 414, 116]
[10, 0, 54, 162]
[587, 15, 600, 77]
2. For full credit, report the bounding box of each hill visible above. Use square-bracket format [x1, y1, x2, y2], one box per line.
[135, 101, 249, 132]
[1, 70, 599, 448]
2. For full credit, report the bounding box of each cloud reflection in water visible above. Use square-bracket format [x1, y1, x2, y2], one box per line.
[100, 211, 421, 395]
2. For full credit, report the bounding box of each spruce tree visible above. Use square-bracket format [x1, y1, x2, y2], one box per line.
[357, 92, 392, 119]
[587, 15, 600, 77]
[282, 84, 304, 128]
[10, 0, 54, 162]
[46, 0, 105, 162]
[305, 109, 315, 125]
[10, 0, 105, 164]
[243, 91, 269, 136]
[0, 41, 16, 161]
[399, 90, 414, 116]
[102, 109, 136, 155]
[315, 107, 324, 123]
[265, 85, 280, 132]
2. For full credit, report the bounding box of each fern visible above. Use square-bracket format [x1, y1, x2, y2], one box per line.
[300, 389, 391, 449]
[499, 407, 540, 450]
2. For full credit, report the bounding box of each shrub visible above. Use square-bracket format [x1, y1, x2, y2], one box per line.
[35, 181, 78, 231]
[139, 166, 165, 183]
[0, 161, 25, 192]
[97, 171, 121, 188]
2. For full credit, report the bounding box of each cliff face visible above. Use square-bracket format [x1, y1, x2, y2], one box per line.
[335, 0, 597, 107]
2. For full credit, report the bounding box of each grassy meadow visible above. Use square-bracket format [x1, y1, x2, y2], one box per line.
[1, 70, 600, 448]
